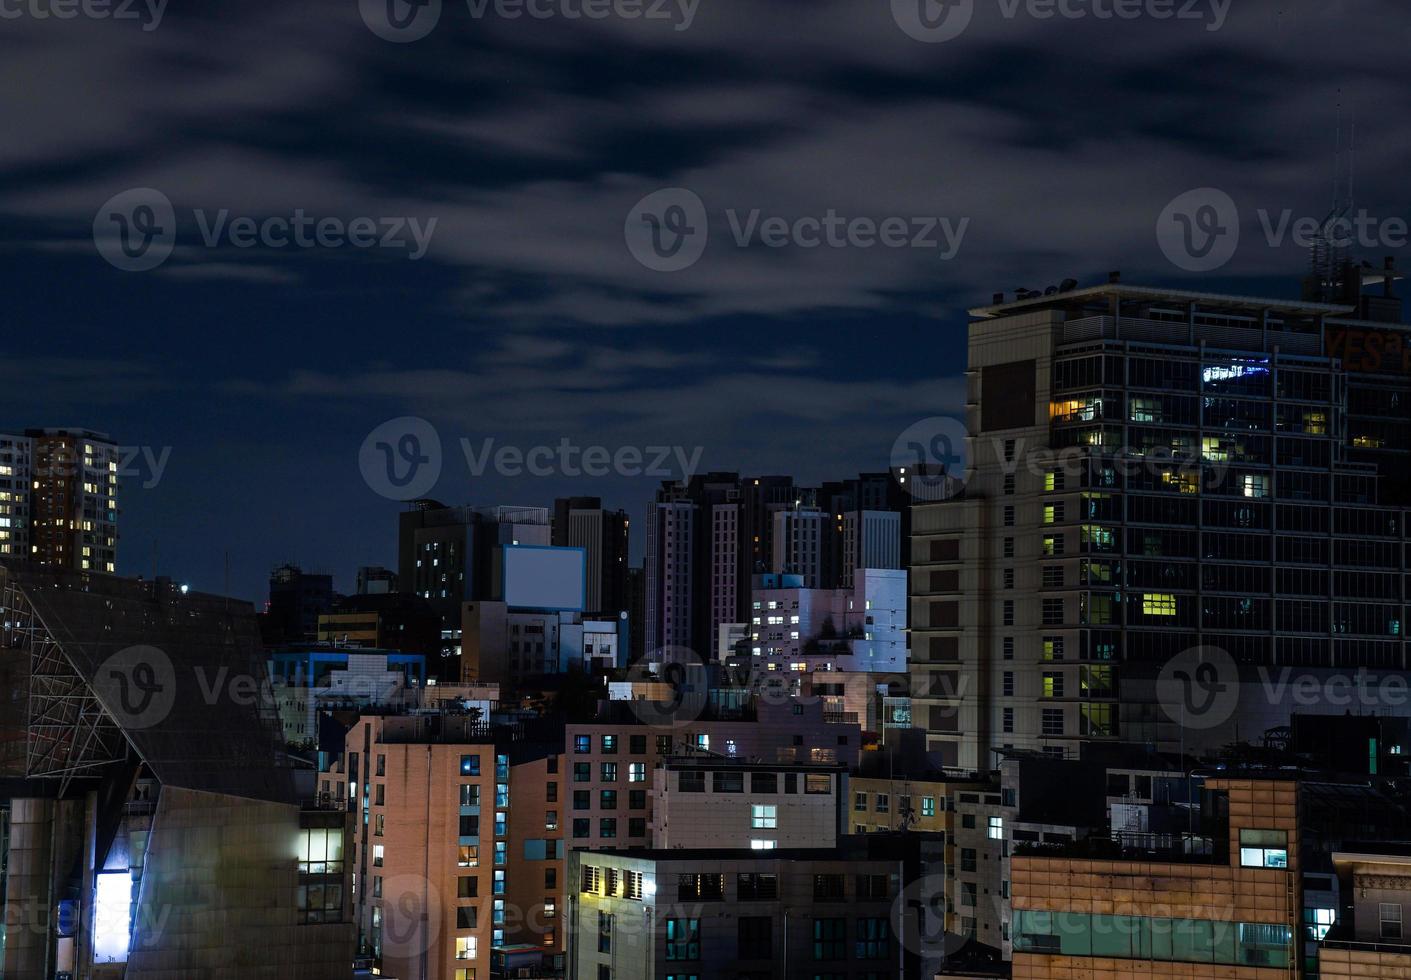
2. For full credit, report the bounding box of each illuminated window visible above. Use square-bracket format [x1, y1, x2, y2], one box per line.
[1241, 474, 1269, 498]
[1160, 470, 1199, 494]
[1041, 672, 1063, 698]
[1080, 703, 1116, 737]
[751, 805, 777, 829]
[455, 937, 477, 960]
[1050, 397, 1099, 422]
[1129, 398, 1160, 423]
[1239, 829, 1288, 869]
[1202, 436, 1231, 462]
[1143, 593, 1177, 616]
[1303, 411, 1327, 435]
[1080, 525, 1114, 549]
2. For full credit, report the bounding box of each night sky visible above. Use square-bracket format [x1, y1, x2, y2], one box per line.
[3, 0, 1407, 602]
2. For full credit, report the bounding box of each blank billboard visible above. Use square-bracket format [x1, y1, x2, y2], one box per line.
[503, 545, 585, 611]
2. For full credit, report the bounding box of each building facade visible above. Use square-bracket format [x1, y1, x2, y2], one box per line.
[332, 714, 564, 980]
[561, 701, 861, 853]
[1011, 777, 1300, 979]
[0, 428, 118, 573]
[566, 842, 908, 980]
[553, 496, 631, 617]
[912, 274, 1411, 769]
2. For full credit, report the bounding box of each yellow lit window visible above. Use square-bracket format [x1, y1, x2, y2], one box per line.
[455, 937, 476, 961]
[1160, 470, 1199, 494]
[1201, 436, 1230, 462]
[1050, 398, 1098, 422]
[1143, 593, 1177, 616]
[1354, 434, 1386, 449]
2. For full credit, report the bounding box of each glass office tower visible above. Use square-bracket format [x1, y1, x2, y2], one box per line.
[911, 267, 1411, 770]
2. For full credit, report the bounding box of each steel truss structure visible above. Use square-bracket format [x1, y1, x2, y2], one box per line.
[2, 575, 127, 791]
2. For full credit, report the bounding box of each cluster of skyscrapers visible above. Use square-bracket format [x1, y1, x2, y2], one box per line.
[6, 260, 1411, 979]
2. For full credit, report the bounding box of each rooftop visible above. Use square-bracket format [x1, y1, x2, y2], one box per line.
[969, 281, 1359, 319]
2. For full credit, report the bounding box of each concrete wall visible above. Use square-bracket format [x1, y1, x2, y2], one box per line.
[650, 767, 839, 849]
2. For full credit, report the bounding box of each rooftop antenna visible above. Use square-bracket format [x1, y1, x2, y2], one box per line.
[1309, 96, 1356, 301]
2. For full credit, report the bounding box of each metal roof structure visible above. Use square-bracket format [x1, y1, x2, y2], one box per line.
[0, 563, 296, 803]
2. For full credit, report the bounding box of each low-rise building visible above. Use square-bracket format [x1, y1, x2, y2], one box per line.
[269, 647, 427, 747]
[562, 699, 860, 852]
[566, 837, 920, 980]
[650, 758, 845, 850]
[1319, 846, 1411, 980]
[1011, 776, 1301, 979]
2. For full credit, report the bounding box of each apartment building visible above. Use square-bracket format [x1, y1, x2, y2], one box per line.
[331, 714, 564, 980]
[0, 432, 30, 561]
[566, 837, 919, 980]
[649, 758, 845, 850]
[553, 496, 631, 617]
[562, 699, 860, 852]
[911, 269, 1411, 770]
[743, 567, 906, 673]
[398, 501, 551, 671]
[0, 427, 118, 572]
[1010, 777, 1300, 978]
[849, 769, 994, 939]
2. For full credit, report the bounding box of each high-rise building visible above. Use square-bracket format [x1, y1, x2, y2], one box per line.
[397, 501, 551, 674]
[770, 505, 824, 587]
[646, 473, 797, 659]
[647, 472, 908, 663]
[644, 497, 697, 654]
[552, 496, 630, 616]
[625, 564, 646, 662]
[0, 433, 31, 562]
[910, 268, 1411, 770]
[0, 428, 119, 573]
[330, 713, 563, 980]
[840, 510, 902, 587]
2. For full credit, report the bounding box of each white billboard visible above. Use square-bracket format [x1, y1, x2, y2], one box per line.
[502, 545, 586, 611]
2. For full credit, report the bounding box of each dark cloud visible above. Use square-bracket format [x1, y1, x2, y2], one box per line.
[2, 0, 1408, 597]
